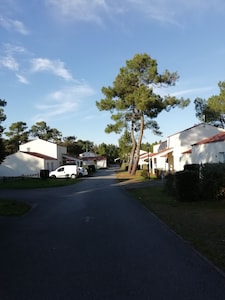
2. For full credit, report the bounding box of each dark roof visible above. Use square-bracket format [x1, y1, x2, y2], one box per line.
[22, 152, 57, 160]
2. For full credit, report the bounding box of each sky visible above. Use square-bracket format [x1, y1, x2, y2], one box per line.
[1, 0, 225, 146]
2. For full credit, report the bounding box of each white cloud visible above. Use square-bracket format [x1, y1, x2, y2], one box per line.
[31, 58, 73, 81]
[46, 0, 225, 25]
[0, 55, 19, 71]
[46, 0, 113, 23]
[0, 15, 29, 35]
[33, 83, 95, 121]
[16, 74, 29, 84]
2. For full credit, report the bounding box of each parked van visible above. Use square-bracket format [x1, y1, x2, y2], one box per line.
[49, 165, 78, 179]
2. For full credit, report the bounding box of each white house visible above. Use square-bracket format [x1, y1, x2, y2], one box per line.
[0, 139, 78, 177]
[79, 151, 107, 169]
[0, 151, 57, 177]
[191, 131, 225, 164]
[144, 123, 225, 173]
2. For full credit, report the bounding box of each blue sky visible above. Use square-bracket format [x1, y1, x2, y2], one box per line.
[1, 0, 225, 146]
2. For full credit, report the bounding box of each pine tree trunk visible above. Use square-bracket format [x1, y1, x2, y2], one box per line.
[128, 120, 137, 174]
[131, 114, 144, 175]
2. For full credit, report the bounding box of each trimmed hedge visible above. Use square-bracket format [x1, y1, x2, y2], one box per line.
[175, 170, 200, 202]
[166, 163, 225, 202]
[200, 163, 225, 201]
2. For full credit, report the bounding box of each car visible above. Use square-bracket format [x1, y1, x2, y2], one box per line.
[78, 167, 88, 177]
[49, 165, 78, 179]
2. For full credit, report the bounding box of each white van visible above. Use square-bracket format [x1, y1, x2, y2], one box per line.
[49, 165, 78, 179]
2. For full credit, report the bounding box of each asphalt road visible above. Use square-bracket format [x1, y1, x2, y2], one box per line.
[0, 168, 225, 300]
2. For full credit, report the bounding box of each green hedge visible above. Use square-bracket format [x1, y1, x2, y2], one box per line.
[166, 163, 225, 202]
[200, 163, 225, 201]
[175, 170, 200, 202]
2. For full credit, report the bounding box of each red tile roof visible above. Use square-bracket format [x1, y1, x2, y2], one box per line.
[22, 152, 57, 160]
[193, 131, 225, 146]
[182, 149, 192, 154]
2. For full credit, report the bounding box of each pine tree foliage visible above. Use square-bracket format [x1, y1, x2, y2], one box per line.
[96, 53, 190, 175]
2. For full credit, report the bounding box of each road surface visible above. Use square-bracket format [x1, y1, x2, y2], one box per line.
[0, 168, 225, 299]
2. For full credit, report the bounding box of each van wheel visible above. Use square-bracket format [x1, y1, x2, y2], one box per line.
[71, 174, 76, 179]
[50, 175, 56, 179]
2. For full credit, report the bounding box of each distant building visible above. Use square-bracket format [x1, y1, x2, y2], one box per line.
[0, 139, 82, 177]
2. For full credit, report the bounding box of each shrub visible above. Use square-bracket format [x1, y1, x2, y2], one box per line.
[165, 173, 176, 196]
[141, 169, 149, 179]
[184, 164, 200, 171]
[175, 170, 200, 202]
[200, 163, 225, 201]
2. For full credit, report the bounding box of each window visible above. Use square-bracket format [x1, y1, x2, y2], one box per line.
[218, 152, 225, 163]
[58, 167, 64, 172]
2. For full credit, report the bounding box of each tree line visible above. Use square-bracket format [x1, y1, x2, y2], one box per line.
[0, 118, 122, 165]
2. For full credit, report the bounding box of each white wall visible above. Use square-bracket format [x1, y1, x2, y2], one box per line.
[192, 141, 225, 164]
[167, 124, 225, 171]
[96, 159, 107, 169]
[0, 152, 45, 176]
[20, 139, 66, 160]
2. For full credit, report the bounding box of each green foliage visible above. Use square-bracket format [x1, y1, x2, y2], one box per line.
[0, 99, 7, 135]
[118, 130, 132, 162]
[141, 169, 149, 179]
[200, 163, 225, 201]
[4, 121, 29, 154]
[0, 177, 78, 189]
[0, 199, 31, 216]
[96, 53, 190, 175]
[0, 138, 6, 164]
[164, 173, 176, 196]
[194, 81, 225, 128]
[96, 143, 119, 164]
[30, 121, 62, 142]
[0, 99, 7, 163]
[175, 170, 200, 202]
[171, 164, 225, 202]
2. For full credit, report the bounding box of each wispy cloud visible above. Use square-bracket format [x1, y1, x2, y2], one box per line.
[154, 85, 215, 99]
[46, 0, 108, 23]
[0, 55, 19, 71]
[16, 74, 29, 84]
[0, 15, 29, 35]
[33, 83, 95, 121]
[30, 58, 73, 81]
[46, 0, 225, 25]
[171, 87, 214, 97]
[0, 43, 29, 72]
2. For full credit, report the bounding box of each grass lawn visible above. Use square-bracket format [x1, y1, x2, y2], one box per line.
[0, 199, 31, 216]
[0, 177, 79, 189]
[0, 177, 80, 216]
[116, 169, 225, 273]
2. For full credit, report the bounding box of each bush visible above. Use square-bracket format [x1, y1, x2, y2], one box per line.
[141, 169, 149, 179]
[165, 173, 176, 196]
[155, 168, 164, 179]
[200, 163, 225, 201]
[175, 170, 200, 202]
[184, 164, 200, 171]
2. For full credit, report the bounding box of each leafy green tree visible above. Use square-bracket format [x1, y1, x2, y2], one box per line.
[62, 137, 95, 156]
[62, 136, 82, 156]
[0, 99, 7, 163]
[96, 53, 190, 175]
[5, 121, 29, 154]
[118, 130, 132, 163]
[30, 121, 62, 142]
[96, 143, 119, 164]
[96, 143, 108, 156]
[194, 81, 225, 128]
